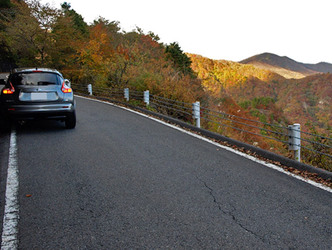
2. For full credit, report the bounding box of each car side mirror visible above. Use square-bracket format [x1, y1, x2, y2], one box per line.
[64, 79, 71, 88]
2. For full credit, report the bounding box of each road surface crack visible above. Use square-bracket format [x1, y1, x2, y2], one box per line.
[196, 176, 267, 243]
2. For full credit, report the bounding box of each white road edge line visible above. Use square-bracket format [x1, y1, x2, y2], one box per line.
[77, 95, 332, 193]
[1, 128, 19, 250]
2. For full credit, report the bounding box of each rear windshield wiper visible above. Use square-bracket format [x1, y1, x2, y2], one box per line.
[37, 81, 56, 85]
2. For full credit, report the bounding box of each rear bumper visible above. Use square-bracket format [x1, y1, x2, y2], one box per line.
[2, 102, 75, 120]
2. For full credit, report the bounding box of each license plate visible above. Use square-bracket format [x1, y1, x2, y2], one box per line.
[31, 92, 48, 100]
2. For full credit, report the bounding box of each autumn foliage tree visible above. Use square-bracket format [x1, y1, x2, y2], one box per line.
[1, 0, 205, 105]
[0, 0, 83, 69]
[2, 0, 330, 171]
[0, 0, 61, 66]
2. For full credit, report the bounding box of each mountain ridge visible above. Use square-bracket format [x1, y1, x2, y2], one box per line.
[188, 53, 332, 136]
[239, 52, 332, 79]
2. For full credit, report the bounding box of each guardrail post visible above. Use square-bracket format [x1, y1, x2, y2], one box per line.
[288, 123, 301, 162]
[144, 90, 149, 106]
[124, 88, 129, 101]
[192, 101, 200, 128]
[87, 84, 93, 95]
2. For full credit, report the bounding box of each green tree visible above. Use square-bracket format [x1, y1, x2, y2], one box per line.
[50, 12, 82, 69]
[61, 2, 88, 35]
[0, 0, 15, 71]
[1, 0, 61, 66]
[165, 42, 195, 77]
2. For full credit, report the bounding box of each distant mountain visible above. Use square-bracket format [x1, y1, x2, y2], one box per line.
[189, 53, 332, 136]
[305, 62, 332, 73]
[240, 53, 332, 79]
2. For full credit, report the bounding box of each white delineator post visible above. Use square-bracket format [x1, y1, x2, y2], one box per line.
[87, 84, 93, 95]
[144, 90, 150, 106]
[124, 88, 129, 101]
[192, 101, 200, 128]
[288, 123, 301, 162]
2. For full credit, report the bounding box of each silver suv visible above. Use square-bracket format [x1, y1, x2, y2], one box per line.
[0, 68, 76, 129]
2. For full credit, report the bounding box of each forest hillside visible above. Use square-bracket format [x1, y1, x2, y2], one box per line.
[1, 0, 331, 169]
[189, 54, 332, 136]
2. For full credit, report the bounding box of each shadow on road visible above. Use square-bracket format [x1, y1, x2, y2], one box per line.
[8, 120, 71, 134]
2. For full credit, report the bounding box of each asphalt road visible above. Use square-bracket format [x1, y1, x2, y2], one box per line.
[0, 96, 331, 249]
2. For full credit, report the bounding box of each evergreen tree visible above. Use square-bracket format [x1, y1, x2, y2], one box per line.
[61, 2, 88, 35]
[165, 42, 195, 77]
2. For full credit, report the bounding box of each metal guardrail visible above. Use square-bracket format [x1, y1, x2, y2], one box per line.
[71, 83, 332, 170]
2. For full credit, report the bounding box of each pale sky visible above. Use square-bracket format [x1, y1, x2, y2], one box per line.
[41, 0, 332, 64]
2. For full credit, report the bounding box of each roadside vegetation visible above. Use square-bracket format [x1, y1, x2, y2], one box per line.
[1, 0, 331, 171]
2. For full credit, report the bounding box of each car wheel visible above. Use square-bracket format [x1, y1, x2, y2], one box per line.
[65, 112, 76, 129]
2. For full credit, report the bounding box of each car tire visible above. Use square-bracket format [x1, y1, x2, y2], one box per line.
[65, 112, 76, 129]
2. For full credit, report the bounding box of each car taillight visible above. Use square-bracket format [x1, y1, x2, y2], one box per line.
[3, 89, 14, 94]
[2, 82, 15, 94]
[61, 81, 72, 93]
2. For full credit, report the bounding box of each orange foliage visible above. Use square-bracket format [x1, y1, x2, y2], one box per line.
[189, 54, 332, 136]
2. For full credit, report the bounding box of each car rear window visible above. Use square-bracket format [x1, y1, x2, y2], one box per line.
[9, 72, 61, 86]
